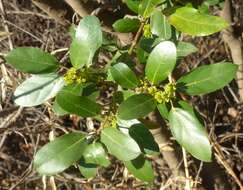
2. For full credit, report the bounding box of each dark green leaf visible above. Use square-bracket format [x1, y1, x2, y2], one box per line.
[113, 18, 140, 33]
[139, 0, 166, 18]
[6, 47, 59, 74]
[34, 133, 88, 175]
[169, 108, 211, 162]
[169, 7, 228, 36]
[177, 62, 238, 95]
[124, 155, 154, 183]
[157, 103, 169, 120]
[110, 62, 139, 89]
[70, 16, 102, 68]
[78, 158, 97, 179]
[14, 74, 64, 107]
[145, 41, 177, 84]
[100, 127, 141, 161]
[83, 142, 110, 167]
[56, 85, 101, 117]
[150, 10, 171, 39]
[118, 94, 156, 120]
[177, 42, 198, 57]
[129, 124, 159, 155]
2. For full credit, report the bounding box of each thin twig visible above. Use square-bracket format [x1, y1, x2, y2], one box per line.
[182, 148, 191, 190]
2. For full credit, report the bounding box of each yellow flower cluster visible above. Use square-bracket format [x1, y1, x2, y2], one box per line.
[143, 24, 153, 38]
[136, 80, 176, 104]
[63, 68, 87, 85]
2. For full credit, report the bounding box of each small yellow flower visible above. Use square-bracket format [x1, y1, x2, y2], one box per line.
[143, 24, 153, 38]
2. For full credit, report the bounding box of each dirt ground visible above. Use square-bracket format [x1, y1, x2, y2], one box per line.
[0, 0, 242, 190]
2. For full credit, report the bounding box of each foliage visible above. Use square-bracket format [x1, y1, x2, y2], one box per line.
[5, 0, 237, 183]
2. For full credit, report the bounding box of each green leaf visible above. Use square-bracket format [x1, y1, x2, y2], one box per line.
[56, 85, 101, 117]
[169, 7, 228, 36]
[78, 158, 97, 179]
[169, 108, 211, 162]
[139, 0, 166, 18]
[145, 41, 177, 84]
[118, 94, 156, 120]
[125, 0, 141, 13]
[110, 63, 139, 89]
[14, 74, 64, 107]
[124, 155, 154, 183]
[113, 18, 140, 33]
[177, 42, 198, 57]
[157, 103, 169, 120]
[70, 16, 102, 68]
[129, 124, 159, 155]
[177, 62, 238, 95]
[100, 127, 141, 161]
[34, 133, 88, 175]
[150, 10, 171, 39]
[83, 142, 110, 167]
[52, 99, 68, 116]
[5, 47, 59, 74]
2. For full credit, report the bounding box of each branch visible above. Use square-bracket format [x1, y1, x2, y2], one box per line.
[220, 0, 243, 102]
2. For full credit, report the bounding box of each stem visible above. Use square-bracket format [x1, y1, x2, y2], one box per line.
[128, 22, 145, 55]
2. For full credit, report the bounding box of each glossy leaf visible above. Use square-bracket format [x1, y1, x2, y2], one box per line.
[56, 85, 101, 117]
[129, 124, 159, 155]
[150, 10, 171, 39]
[100, 127, 141, 161]
[139, 0, 166, 18]
[34, 133, 88, 175]
[6, 47, 59, 74]
[169, 108, 211, 162]
[70, 16, 102, 68]
[124, 155, 154, 183]
[113, 18, 140, 33]
[125, 0, 141, 13]
[110, 62, 139, 89]
[14, 74, 64, 107]
[78, 158, 97, 179]
[83, 142, 110, 167]
[177, 62, 238, 95]
[169, 7, 228, 36]
[118, 94, 156, 120]
[145, 41, 177, 84]
[177, 42, 198, 57]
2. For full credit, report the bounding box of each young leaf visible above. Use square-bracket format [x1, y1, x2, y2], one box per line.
[169, 108, 211, 162]
[78, 158, 97, 179]
[145, 41, 177, 85]
[70, 16, 102, 68]
[56, 86, 101, 117]
[100, 127, 141, 161]
[125, 0, 141, 13]
[113, 18, 140, 33]
[177, 42, 198, 58]
[118, 94, 156, 120]
[14, 74, 64, 107]
[139, 0, 166, 18]
[83, 142, 110, 167]
[110, 62, 139, 89]
[129, 124, 159, 155]
[34, 133, 88, 175]
[5, 47, 59, 74]
[124, 155, 154, 183]
[150, 10, 171, 40]
[169, 7, 228, 36]
[177, 62, 238, 95]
